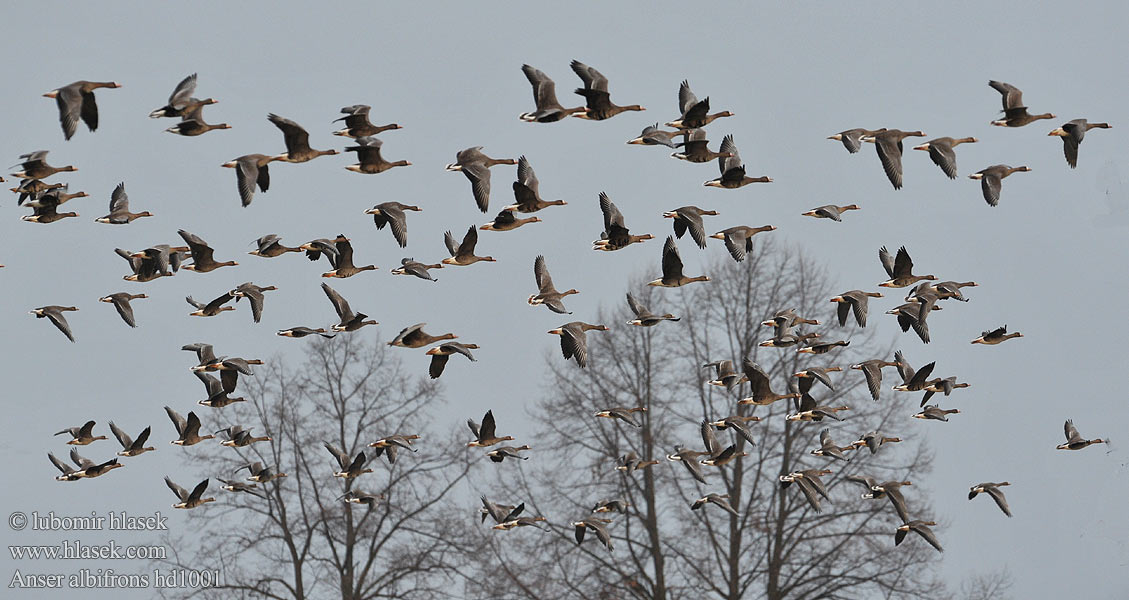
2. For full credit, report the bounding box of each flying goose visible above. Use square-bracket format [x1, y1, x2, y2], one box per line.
[592, 499, 629, 514]
[627, 123, 685, 147]
[44, 80, 121, 140]
[810, 429, 852, 461]
[649, 236, 709, 287]
[892, 356, 936, 392]
[1057, 420, 1106, 450]
[572, 518, 614, 549]
[989, 80, 1054, 127]
[851, 358, 904, 401]
[705, 359, 747, 393]
[55, 420, 106, 445]
[425, 342, 478, 378]
[20, 194, 80, 224]
[827, 128, 886, 154]
[445, 146, 517, 213]
[149, 73, 216, 119]
[369, 434, 421, 464]
[186, 292, 235, 317]
[166, 407, 214, 445]
[276, 327, 334, 339]
[481, 210, 541, 231]
[671, 128, 732, 163]
[229, 282, 277, 323]
[333, 104, 401, 138]
[895, 520, 942, 553]
[94, 182, 152, 224]
[831, 290, 883, 327]
[920, 376, 969, 406]
[593, 192, 653, 251]
[467, 410, 514, 447]
[969, 165, 1031, 206]
[11, 150, 78, 180]
[969, 482, 1012, 517]
[664, 206, 718, 249]
[691, 493, 739, 517]
[30, 306, 78, 342]
[912, 137, 977, 179]
[443, 226, 495, 265]
[365, 202, 420, 248]
[547, 322, 608, 367]
[238, 462, 287, 483]
[48, 452, 82, 481]
[166, 477, 214, 509]
[625, 292, 679, 326]
[913, 405, 960, 421]
[594, 406, 647, 427]
[216, 426, 271, 448]
[779, 470, 831, 511]
[487, 445, 531, 463]
[802, 204, 860, 221]
[850, 431, 902, 455]
[268, 113, 338, 162]
[504, 155, 565, 213]
[325, 443, 372, 478]
[68, 449, 123, 479]
[711, 225, 776, 262]
[761, 308, 820, 329]
[164, 102, 230, 136]
[792, 366, 841, 391]
[109, 423, 154, 457]
[493, 516, 548, 531]
[222, 154, 277, 207]
[708, 415, 760, 446]
[529, 255, 577, 314]
[481, 496, 524, 524]
[97, 293, 146, 328]
[1049, 119, 1111, 168]
[178, 229, 237, 272]
[193, 370, 245, 408]
[886, 300, 935, 344]
[740, 359, 802, 406]
[321, 282, 378, 332]
[392, 258, 443, 281]
[699, 421, 746, 466]
[388, 323, 456, 348]
[344, 136, 410, 174]
[519, 64, 585, 122]
[971, 325, 1023, 345]
[797, 339, 850, 355]
[570, 60, 644, 120]
[878, 245, 935, 288]
[667, 80, 733, 129]
[219, 479, 262, 496]
[667, 447, 709, 484]
[704, 135, 772, 188]
[862, 129, 926, 189]
[616, 452, 659, 474]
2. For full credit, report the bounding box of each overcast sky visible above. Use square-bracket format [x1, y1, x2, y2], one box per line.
[2, 2, 1127, 598]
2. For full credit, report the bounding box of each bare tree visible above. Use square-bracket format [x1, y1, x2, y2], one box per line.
[161, 334, 471, 600]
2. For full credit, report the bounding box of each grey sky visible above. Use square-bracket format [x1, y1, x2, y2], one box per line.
[2, 1, 1127, 598]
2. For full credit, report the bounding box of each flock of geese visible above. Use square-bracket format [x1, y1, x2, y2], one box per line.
[23, 64, 1111, 556]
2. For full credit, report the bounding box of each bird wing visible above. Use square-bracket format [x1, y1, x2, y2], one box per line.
[45, 309, 75, 342]
[188, 479, 210, 502]
[599, 192, 624, 230]
[570, 60, 608, 92]
[875, 136, 904, 189]
[625, 293, 647, 317]
[718, 135, 742, 175]
[989, 80, 1024, 111]
[321, 283, 351, 320]
[456, 225, 479, 258]
[165, 477, 188, 501]
[981, 172, 1003, 207]
[109, 421, 131, 449]
[986, 486, 1012, 517]
[879, 246, 895, 278]
[479, 410, 497, 441]
[892, 246, 914, 278]
[861, 364, 882, 401]
[429, 355, 450, 379]
[111, 295, 137, 328]
[722, 230, 747, 262]
[677, 80, 698, 115]
[268, 113, 311, 154]
[56, 86, 83, 140]
[516, 155, 539, 195]
[700, 421, 721, 456]
[533, 255, 554, 292]
[560, 325, 587, 366]
[929, 144, 959, 179]
[461, 163, 491, 213]
[108, 182, 129, 213]
[660, 236, 684, 282]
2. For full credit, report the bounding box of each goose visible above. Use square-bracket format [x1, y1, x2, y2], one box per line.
[787, 398, 850, 422]
[149, 73, 216, 119]
[333, 104, 401, 138]
[301, 236, 344, 265]
[616, 452, 659, 474]
[570, 60, 644, 120]
[249, 235, 302, 258]
[48, 452, 82, 481]
[166, 477, 214, 509]
[443, 226, 495, 266]
[792, 366, 842, 391]
[56, 420, 106, 445]
[98, 292, 146, 328]
[519, 65, 584, 122]
[850, 431, 902, 454]
[592, 499, 629, 514]
[178, 229, 237, 272]
[989, 80, 1054, 127]
[699, 421, 747, 466]
[802, 204, 860, 221]
[830, 290, 882, 327]
[222, 154, 278, 207]
[339, 491, 383, 506]
[199, 357, 263, 379]
[229, 282, 277, 323]
[846, 475, 887, 500]
[969, 165, 1031, 206]
[886, 301, 935, 344]
[215, 425, 270, 447]
[862, 129, 926, 189]
[182, 342, 220, 369]
[810, 429, 851, 461]
[23, 185, 88, 208]
[344, 136, 410, 174]
[1057, 420, 1106, 450]
[392, 258, 443, 282]
[704, 359, 747, 393]
[425, 342, 478, 378]
[780, 472, 827, 511]
[969, 482, 1012, 517]
[761, 308, 820, 329]
[94, 183, 151, 224]
[649, 236, 709, 287]
[740, 359, 801, 406]
[320, 236, 377, 278]
[593, 192, 653, 251]
[759, 329, 819, 349]
[362, 202, 420, 248]
[487, 445, 531, 463]
[44, 80, 121, 139]
[321, 282, 378, 332]
[69, 450, 123, 478]
[238, 462, 287, 483]
[219, 479, 262, 496]
[369, 434, 421, 464]
[691, 493, 739, 517]
[797, 339, 849, 355]
[493, 516, 548, 531]
[388, 323, 456, 348]
[895, 521, 942, 553]
[276, 327, 334, 339]
[164, 104, 230, 136]
[325, 443, 372, 478]
[481, 496, 524, 524]
[892, 357, 936, 392]
[20, 195, 80, 224]
[166, 407, 214, 445]
[870, 481, 913, 522]
[572, 518, 614, 549]
[920, 376, 969, 406]
[906, 280, 977, 303]
[109, 423, 154, 457]
[445, 147, 517, 213]
[467, 410, 514, 447]
[193, 370, 245, 408]
[913, 405, 960, 421]
[708, 415, 760, 446]
[481, 210, 541, 231]
[30, 306, 78, 341]
[625, 292, 679, 326]
[268, 113, 338, 162]
[11, 179, 65, 205]
[594, 406, 646, 427]
[667, 80, 733, 129]
[11, 150, 77, 180]
[711, 225, 776, 262]
[971, 325, 1023, 345]
[1049, 119, 1112, 168]
[528, 255, 577, 314]
[504, 155, 565, 213]
[912, 137, 977, 179]
[627, 123, 685, 148]
[547, 322, 609, 367]
[671, 128, 732, 163]
[828, 128, 886, 154]
[186, 292, 235, 317]
[704, 135, 772, 188]
[878, 245, 935, 288]
[667, 447, 709, 483]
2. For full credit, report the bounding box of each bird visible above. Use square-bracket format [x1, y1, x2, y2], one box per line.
[625, 292, 679, 326]
[480, 496, 524, 525]
[969, 165, 1031, 207]
[11, 178, 65, 205]
[325, 443, 373, 479]
[863, 129, 927, 189]
[1057, 420, 1107, 450]
[594, 406, 647, 427]
[222, 154, 278, 207]
[369, 435, 421, 464]
[48, 452, 82, 481]
[392, 258, 443, 282]
[878, 246, 935, 288]
[547, 322, 609, 367]
[467, 410, 514, 447]
[571, 518, 614, 549]
[667, 447, 709, 484]
[11, 150, 77, 180]
[797, 339, 850, 355]
[519, 64, 584, 122]
[892, 355, 936, 392]
[831, 290, 883, 327]
[593, 192, 653, 251]
[700, 421, 747, 466]
[55, 420, 106, 445]
[178, 229, 238, 272]
[94, 183, 152, 224]
[504, 155, 565, 213]
[740, 359, 801, 406]
[801, 204, 860, 221]
[237, 462, 288, 484]
[276, 327, 334, 339]
[827, 128, 886, 154]
[30, 306, 78, 341]
[98, 292, 147, 327]
[319, 236, 376, 278]
[149, 73, 216, 119]
[711, 225, 776, 262]
[886, 301, 936, 344]
[920, 376, 969, 406]
[616, 452, 659, 474]
[1048, 120, 1112, 168]
[493, 516, 548, 531]
[109, 423, 154, 457]
[649, 236, 709, 287]
[333, 104, 401, 138]
[691, 493, 739, 517]
[388, 323, 456, 349]
[570, 60, 644, 120]
[792, 366, 842, 391]
[164, 103, 230, 136]
[20, 193, 81, 224]
[193, 371, 245, 408]
[705, 359, 747, 393]
[43, 80, 122, 140]
[912, 137, 977, 179]
[707, 415, 760, 446]
[67, 450, 123, 479]
[166, 478, 215, 508]
[166, 407, 214, 445]
[219, 480, 262, 496]
[321, 282, 378, 332]
[906, 280, 977, 303]
[425, 342, 478, 378]
[667, 80, 734, 129]
[186, 292, 235, 317]
[627, 123, 686, 147]
[779, 469, 832, 511]
[869, 481, 914, 522]
[364, 202, 420, 248]
[810, 429, 852, 461]
[761, 308, 820, 329]
[592, 499, 629, 514]
[480, 210, 541, 232]
[785, 380, 849, 422]
[704, 135, 772, 188]
[230, 282, 277, 323]
[445, 147, 517, 213]
[989, 80, 1055, 127]
[971, 325, 1023, 345]
[671, 128, 731, 163]
[969, 482, 1012, 517]
[528, 255, 577, 314]
[214, 426, 270, 448]
[895, 521, 942, 553]
[344, 136, 410, 174]
[850, 431, 902, 454]
[267, 113, 339, 162]
[442, 226, 495, 266]
[913, 405, 960, 422]
[487, 445, 531, 463]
